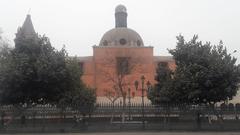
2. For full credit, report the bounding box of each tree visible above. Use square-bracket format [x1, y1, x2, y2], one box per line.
[99, 50, 143, 123]
[0, 33, 96, 108]
[59, 57, 96, 115]
[0, 34, 68, 106]
[104, 88, 120, 105]
[104, 88, 120, 123]
[0, 31, 13, 104]
[147, 62, 173, 104]
[160, 35, 240, 105]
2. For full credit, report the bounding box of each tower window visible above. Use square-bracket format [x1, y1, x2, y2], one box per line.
[119, 38, 126, 45]
[116, 57, 130, 75]
[137, 40, 141, 46]
[103, 40, 108, 46]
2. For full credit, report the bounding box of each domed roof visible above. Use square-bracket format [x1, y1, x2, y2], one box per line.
[99, 5, 144, 47]
[115, 4, 127, 13]
[99, 27, 144, 47]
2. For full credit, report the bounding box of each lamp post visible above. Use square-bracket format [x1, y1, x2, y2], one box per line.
[127, 88, 135, 120]
[128, 88, 131, 120]
[141, 75, 145, 129]
[134, 80, 139, 91]
[146, 81, 151, 93]
[135, 76, 151, 129]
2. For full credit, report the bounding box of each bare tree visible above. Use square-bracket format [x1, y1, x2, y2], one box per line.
[104, 87, 121, 123]
[104, 87, 121, 105]
[98, 49, 144, 123]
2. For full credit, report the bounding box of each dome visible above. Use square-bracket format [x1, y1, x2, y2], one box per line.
[115, 5, 127, 13]
[99, 27, 144, 47]
[99, 5, 144, 47]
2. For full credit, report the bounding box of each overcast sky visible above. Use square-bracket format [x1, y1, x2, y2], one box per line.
[1, 0, 240, 62]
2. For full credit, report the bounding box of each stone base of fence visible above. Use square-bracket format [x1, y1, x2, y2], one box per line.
[1, 103, 240, 133]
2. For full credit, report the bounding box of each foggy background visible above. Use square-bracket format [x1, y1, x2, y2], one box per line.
[0, 0, 240, 62]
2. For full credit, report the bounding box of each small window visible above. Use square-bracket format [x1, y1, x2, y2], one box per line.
[119, 38, 126, 45]
[103, 40, 108, 46]
[137, 40, 141, 46]
[78, 62, 84, 73]
[116, 57, 130, 75]
[158, 62, 168, 67]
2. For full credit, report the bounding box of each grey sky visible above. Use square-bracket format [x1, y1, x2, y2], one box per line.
[1, 0, 240, 62]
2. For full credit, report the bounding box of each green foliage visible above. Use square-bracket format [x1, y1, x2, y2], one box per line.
[0, 34, 96, 108]
[152, 35, 240, 105]
[0, 36, 12, 100]
[148, 62, 173, 104]
[0, 34, 68, 105]
[59, 58, 96, 114]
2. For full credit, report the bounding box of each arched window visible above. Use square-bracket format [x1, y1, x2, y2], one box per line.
[116, 57, 130, 75]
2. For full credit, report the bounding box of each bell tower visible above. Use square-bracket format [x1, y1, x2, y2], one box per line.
[115, 4, 127, 28]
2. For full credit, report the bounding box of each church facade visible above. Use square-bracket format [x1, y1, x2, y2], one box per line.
[16, 5, 176, 103]
[78, 5, 175, 103]
[16, 5, 240, 104]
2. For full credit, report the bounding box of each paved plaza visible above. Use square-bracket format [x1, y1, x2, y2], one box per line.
[2, 132, 240, 135]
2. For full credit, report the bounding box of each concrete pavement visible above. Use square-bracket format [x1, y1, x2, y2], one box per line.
[1, 132, 240, 135]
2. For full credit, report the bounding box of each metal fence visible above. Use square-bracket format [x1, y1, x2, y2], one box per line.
[1, 103, 240, 132]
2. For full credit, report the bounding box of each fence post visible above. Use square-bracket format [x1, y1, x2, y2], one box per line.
[196, 110, 201, 130]
[1, 111, 5, 128]
[21, 114, 26, 127]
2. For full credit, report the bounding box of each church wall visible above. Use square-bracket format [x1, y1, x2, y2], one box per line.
[78, 57, 95, 88]
[78, 49, 178, 103]
[92, 46, 155, 98]
[78, 47, 178, 104]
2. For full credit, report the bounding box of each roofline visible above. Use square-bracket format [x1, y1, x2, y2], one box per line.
[93, 45, 153, 48]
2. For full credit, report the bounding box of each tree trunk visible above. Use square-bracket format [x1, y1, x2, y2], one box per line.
[122, 96, 126, 124]
[110, 102, 115, 123]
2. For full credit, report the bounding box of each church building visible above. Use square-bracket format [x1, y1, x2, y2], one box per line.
[16, 5, 176, 103]
[78, 5, 175, 103]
